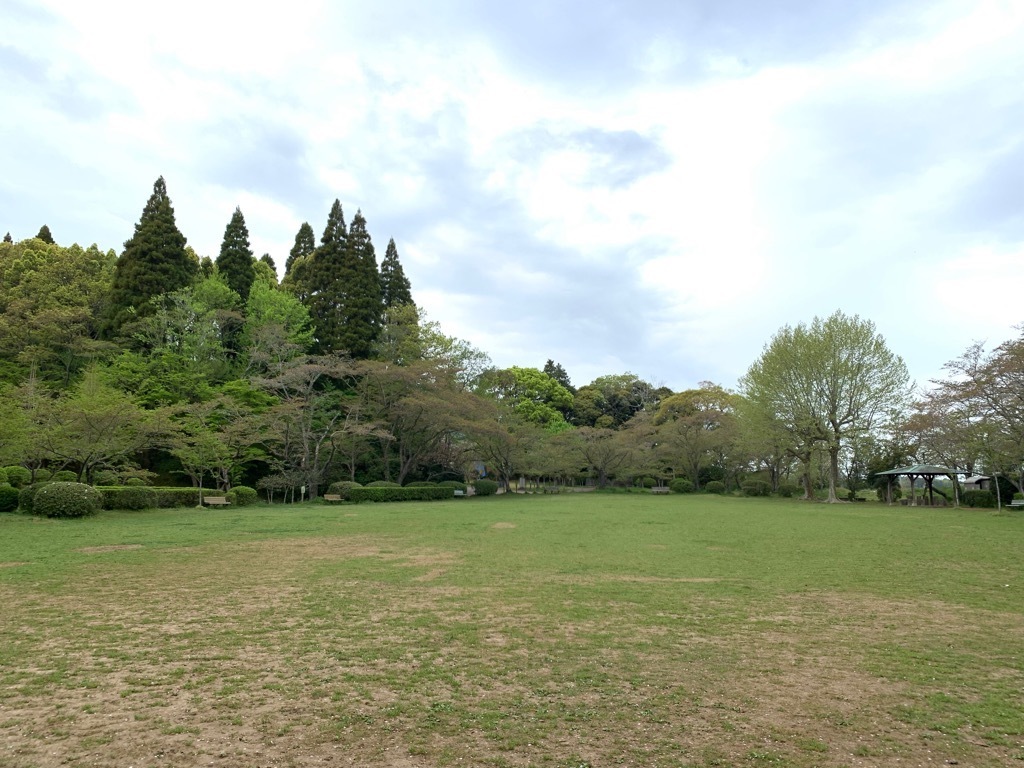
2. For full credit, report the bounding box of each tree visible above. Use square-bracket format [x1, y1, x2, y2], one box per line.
[543, 359, 575, 394]
[652, 383, 738, 489]
[285, 221, 315, 277]
[741, 311, 911, 503]
[215, 207, 256, 302]
[333, 210, 382, 359]
[379, 238, 413, 308]
[35, 225, 54, 244]
[105, 177, 196, 336]
[558, 427, 634, 488]
[239, 277, 313, 374]
[3, 232, 12, 243]
[303, 201, 348, 352]
[572, 373, 663, 428]
[478, 366, 574, 429]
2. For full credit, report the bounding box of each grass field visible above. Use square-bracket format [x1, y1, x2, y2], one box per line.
[1, 495, 1022, 767]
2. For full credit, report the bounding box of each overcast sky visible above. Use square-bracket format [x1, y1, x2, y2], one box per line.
[3, 0, 1022, 393]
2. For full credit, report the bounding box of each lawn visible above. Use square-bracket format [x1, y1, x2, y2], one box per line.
[0, 495, 1022, 767]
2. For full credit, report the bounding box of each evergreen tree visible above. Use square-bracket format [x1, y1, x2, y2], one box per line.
[4, 232, 13, 243]
[543, 359, 575, 393]
[215, 206, 256, 302]
[285, 222, 315, 276]
[334, 210, 383, 359]
[105, 176, 195, 336]
[259, 253, 276, 272]
[36, 225, 54, 244]
[379, 237, 413, 308]
[303, 200, 348, 353]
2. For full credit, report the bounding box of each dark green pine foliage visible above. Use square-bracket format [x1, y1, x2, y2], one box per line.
[259, 253, 276, 271]
[304, 200, 348, 353]
[379, 238, 413, 308]
[36, 225, 54, 244]
[285, 221, 315, 276]
[3, 232, 12, 243]
[105, 176, 196, 336]
[216, 206, 256, 302]
[335, 210, 383, 359]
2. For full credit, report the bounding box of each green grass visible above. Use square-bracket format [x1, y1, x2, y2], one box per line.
[1, 495, 1022, 767]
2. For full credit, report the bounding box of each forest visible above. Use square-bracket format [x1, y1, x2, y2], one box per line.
[2, 178, 1023, 503]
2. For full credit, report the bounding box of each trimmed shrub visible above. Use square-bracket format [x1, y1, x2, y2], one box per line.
[51, 470, 78, 482]
[0, 468, 7, 485]
[226, 485, 258, 507]
[156, 487, 201, 507]
[704, 480, 726, 494]
[34, 469, 52, 482]
[18, 482, 51, 514]
[367, 480, 401, 488]
[111, 486, 158, 510]
[473, 479, 499, 496]
[348, 486, 451, 503]
[962, 490, 995, 508]
[776, 482, 800, 498]
[0, 485, 19, 512]
[327, 481, 363, 500]
[3, 466, 31, 489]
[34, 482, 102, 518]
[635, 476, 657, 488]
[124, 477, 147, 487]
[742, 480, 772, 497]
[669, 478, 694, 494]
[439, 480, 467, 492]
[405, 481, 438, 487]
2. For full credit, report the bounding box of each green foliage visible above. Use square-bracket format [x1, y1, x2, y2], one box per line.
[125, 477, 147, 487]
[155, 488, 202, 507]
[0, 467, 7, 485]
[327, 481, 363, 500]
[215, 206, 255, 302]
[93, 469, 120, 486]
[348, 486, 451, 503]
[35, 225, 54, 244]
[438, 480, 467, 491]
[367, 480, 401, 488]
[226, 485, 258, 506]
[3, 466, 31, 488]
[405, 481, 438, 487]
[51, 470, 78, 482]
[34, 481, 102, 518]
[107, 486, 158, 510]
[473, 479, 499, 496]
[379, 238, 413, 308]
[777, 482, 801, 498]
[742, 480, 772, 497]
[0, 485, 19, 512]
[286, 221, 315, 276]
[18, 482, 50, 514]
[963, 490, 995, 508]
[479, 366, 574, 427]
[704, 480, 726, 494]
[669, 477, 694, 494]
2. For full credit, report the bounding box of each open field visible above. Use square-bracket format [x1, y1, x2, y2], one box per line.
[1, 495, 1022, 768]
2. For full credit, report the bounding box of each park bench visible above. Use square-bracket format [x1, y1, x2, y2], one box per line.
[203, 496, 230, 506]
[323, 494, 343, 503]
[1009, 499, 1024, 507]
[651, 487, 670, 494]
[453, 489, 465, 497]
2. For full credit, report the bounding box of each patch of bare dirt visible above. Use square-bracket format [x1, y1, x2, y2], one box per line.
[0, 561, 30, 567]
[75, 544, 144, 553]
[490, 522, 516, 529]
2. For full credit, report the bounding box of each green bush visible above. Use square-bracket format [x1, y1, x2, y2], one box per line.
[34, 469, 52, 482]
[962, 490, 995, 508]
[367, 480, 401, 488]
[875, 485, 902, 501]
[51, 470, 78, 482]
[3, 466, 31, 489]
[348, 486, 451, 503]
[776, 482, 800, 498]
[226, 485, 258, 506]
[327, 481, 363, 500]
[438, 480, 467, 491]
[93, 469, 120, 486]
[635, 476, 656, 488]
[0, 468, 7, 485]
[0, 485, 19, 512]
[405, 481, 438, 487]
[669, 478, 694, 494]
[111, 486, 158, 510]
[18, 482, 51, 514]
[34, 482, 102, 518]
[124, 477, 147, 487]
[473, 479, 499, 496]
[742, 480, 772, 497]
[704, 480, 726, 494]
[155, 487, 201, 507]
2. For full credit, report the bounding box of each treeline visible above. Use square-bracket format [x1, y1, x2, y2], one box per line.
[1, 178, 1023, 501]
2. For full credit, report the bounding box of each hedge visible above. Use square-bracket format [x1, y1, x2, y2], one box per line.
[348, 486, 453, 503]
[326, 481, 363, 500]
[0, 485, 19, 513]
[473, 479, 499, 496]
[96, 486, 202, 509]
[962, 490, 995, 508]
[226, 486, 258, 506]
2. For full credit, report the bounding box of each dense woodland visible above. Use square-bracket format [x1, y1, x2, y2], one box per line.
[2, 178, 1023, 502]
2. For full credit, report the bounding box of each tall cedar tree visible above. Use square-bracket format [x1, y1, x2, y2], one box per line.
[379, 237, 413, 308]
[36, 225, 54, 244]
[216, 206, 256, 302]
[286, 222, 315, 276]
[105, 176, 195, 336]
[334, 210, 383, 359]
[303, 200, 348, 353]
[3, 232, 12, 243]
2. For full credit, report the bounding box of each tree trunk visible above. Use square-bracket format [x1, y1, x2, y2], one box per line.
[827, 442, 841, 503]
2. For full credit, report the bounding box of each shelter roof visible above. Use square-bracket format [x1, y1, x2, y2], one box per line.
[874, 464, 964, 476]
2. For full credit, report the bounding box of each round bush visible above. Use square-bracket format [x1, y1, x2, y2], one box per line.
[124, 477, 147, 487]
[34, 482, 102, 518]
[776, 482, 800, 498]
[327, 480, 363, 500]
[0, 468, 7, 485]
[34, 469, 52, 482]
[669, 478, 694, 494]
[0, 485, 19, 513]
[704, 480, 726, 494]
[18, 482, 51, 514]
[3, 466, 32, 489]
[226, 485, 258, 507]
[51, 470, 78, 483]
[473, 479, 499, 496]
[114, 486, 158, 510]
[742, 480, 772, 497]
[367, 480, 401, 488]
[636, 476, 656, 488]
[438, 480, 467, 491]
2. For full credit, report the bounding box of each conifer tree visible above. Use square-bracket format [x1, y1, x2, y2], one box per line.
[216, 206, 256, 302]
[379, 237, 413, 308]
[334, 210, 383, 359]
[3, 232, 12, 243]
[303, 200, 349, 353]
[36, 225, 54, 244]
[285, 222, 315, 276]
[105, 176, 195, 336]
[259, 253, 276, 272]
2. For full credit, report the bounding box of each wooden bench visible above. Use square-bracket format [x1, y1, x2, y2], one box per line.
[651, 487, 670, 494]
[1009, 499, 1024, 507]
[453, 490, 465, 497]
[323, 494, 343, 503]
[203, 496, 230, 506]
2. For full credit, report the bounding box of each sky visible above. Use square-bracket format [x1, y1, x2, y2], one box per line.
[2, 0, 1023, 394]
